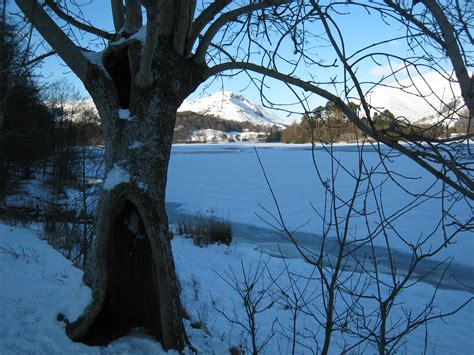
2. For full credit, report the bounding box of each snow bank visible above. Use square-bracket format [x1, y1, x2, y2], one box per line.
[0, 221, 471, 353]
[0, 224, 92, 353]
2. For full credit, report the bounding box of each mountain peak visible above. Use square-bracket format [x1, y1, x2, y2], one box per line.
[179, 91, 285, 127]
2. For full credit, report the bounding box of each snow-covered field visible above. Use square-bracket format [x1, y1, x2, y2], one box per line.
[1, 222, 473, 353]
[1, 142, 473, 353]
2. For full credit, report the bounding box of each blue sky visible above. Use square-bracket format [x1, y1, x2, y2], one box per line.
[8, 2, 446, 120]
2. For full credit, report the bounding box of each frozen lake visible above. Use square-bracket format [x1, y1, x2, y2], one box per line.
[167, 143, 473, 273]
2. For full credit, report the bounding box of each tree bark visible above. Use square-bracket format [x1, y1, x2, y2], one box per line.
[66, 39, 204, 350]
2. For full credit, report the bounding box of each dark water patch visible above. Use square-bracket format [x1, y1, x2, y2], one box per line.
[167, 202, 474, 294]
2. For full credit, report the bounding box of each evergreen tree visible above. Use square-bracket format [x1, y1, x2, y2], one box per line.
[0, 17, 53, 181]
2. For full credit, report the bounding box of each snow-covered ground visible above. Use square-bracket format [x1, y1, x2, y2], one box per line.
[175, 236, 474, 354]
[1, 142, 472, 353]
[0, 224, 229, 354]
[1, 222, 473, 353]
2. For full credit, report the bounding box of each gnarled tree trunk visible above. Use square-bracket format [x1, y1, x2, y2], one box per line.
[65, 40, 204, 350]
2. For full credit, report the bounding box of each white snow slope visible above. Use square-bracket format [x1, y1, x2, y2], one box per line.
[368, 71, 465, 123]
[179, 91, 287, 127]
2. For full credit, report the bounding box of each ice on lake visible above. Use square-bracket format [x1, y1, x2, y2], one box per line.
[167, 143, 473, 268]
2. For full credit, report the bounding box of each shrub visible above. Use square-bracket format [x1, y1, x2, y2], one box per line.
[41, 201, 92, 267]
[176, 214, 233, 246]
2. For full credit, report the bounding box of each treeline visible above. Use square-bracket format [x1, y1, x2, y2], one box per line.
[281, 101, 462, 144]
[0, 17, 102, 199]
[174, 111, 281, 142]
[0, 19, 53, 183]
[0, 15, 102, 265]
[281, 102, 361, 143]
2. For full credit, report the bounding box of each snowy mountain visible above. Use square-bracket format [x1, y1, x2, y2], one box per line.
[368, 71, 466, 124]
[178, 91, 286, 128]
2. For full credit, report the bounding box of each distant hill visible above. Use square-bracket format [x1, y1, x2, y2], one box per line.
[178, 91, 286, 127]
[175, 92, 285, 143]
[174, 111, 281, 143]
[368, 71, 467, 124]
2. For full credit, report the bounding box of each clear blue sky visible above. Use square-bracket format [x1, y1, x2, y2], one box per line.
[7, 1, 444, 122]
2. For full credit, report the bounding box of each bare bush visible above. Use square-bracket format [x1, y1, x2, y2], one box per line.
[214, 257, 278, 355]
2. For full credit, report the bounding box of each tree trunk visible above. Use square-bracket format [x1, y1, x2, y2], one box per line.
[66, 40, 204, 351]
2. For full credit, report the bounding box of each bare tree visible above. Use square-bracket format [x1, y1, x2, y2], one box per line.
[71, 105, 103, 268]
[13, 0, 472, 350]
[44, 79, 82, 190]
[254, 137, 472, 354]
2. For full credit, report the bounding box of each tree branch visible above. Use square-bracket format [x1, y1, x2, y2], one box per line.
[15, 0, 88, 81]
[24, 50, 56, 66]
[174, 0, 197, 55]
[384, 0, 472, 117]
[135, 1, 159, 87]
[44, 0, 114, 40]
[123, 0, 142, 35]
[194, 0, 289, 63]
[418, 0, 473, 117]
[187, 0, 231, 55]
[111, 0, 125, 33]
[383, 0, 444, 47]
[205, 61, 474, 199]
